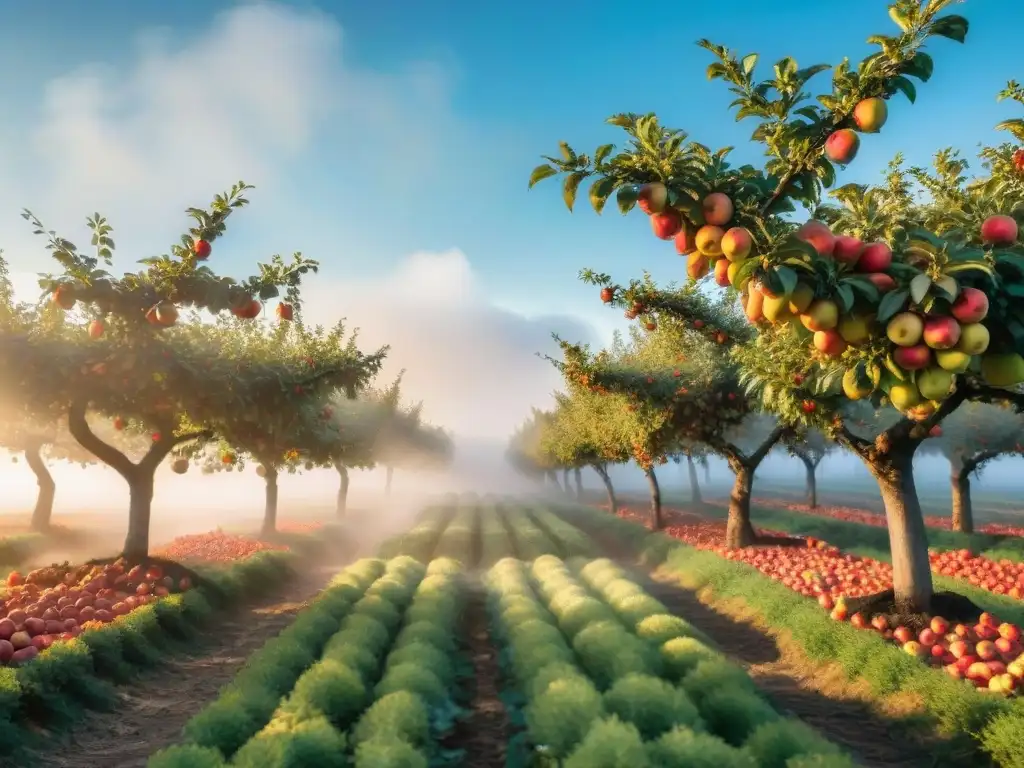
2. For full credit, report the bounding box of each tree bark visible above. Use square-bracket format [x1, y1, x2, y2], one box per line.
[66, 398, 212, 561]
[801, 455, 818, 510]
[644, 467, 663, 530]
[122, 474, 156, 562]
[686, 454, 703, 505]
[335, 462, 350, 518]
[704, 461, 711, 484]
[873, 451, 933, 613]
[573, 467, 583, 500]
[718, 426, 786, 550]
[262, 468, 279, 537]
[547, 470, 561, 491]
[592, 464, 617, 515]
[25, 442, 56, 532]
[950, 462, 973, 534]
[562, 468, 571, 496]
[385, 465, 394, 496]
[725, 466, 757, 548]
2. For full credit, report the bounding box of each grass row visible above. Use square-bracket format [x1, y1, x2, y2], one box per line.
[487, 555, 851, 767]
[1, 550, 297, 761]
[379, 499, 602, 570]
[151, 556, 468, 767]
[377, 504, 457, 562]
[148, 557, 389, 764]
[556, 503, 1024, 768]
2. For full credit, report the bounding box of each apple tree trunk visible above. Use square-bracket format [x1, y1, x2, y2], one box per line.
[725, 467, 758, 549]
[704, 461, 711, 484]
[546, 470, 561, 491]
[644, 467, 663, 530]
[335, 462, 350, 518]
[801, 456, 818, 510]
[385, 466, 394, 497]
[123, 473, 156, 562]
[950, 461, 974, 535]
[562, 469, 572, 496]
[573, 467, 583, 500]
[25, 443, 56, 533]
[262, 468, 279, 537]
[686, 454, 702, 506]
[592, 463, 617, 515]
[870, 450, 933, 614]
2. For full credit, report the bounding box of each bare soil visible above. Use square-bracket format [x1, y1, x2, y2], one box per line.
[20, 563, 340, 768]
[642, 572, 966, 767]
[577, 523, 966, 767]
[443, 589, 509, 768]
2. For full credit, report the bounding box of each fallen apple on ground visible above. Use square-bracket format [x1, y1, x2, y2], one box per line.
[0, 557, 194, 667]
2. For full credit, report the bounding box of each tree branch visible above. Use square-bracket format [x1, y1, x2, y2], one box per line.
[835, 422, 872, 458]
[68, 399, 137, 481]
[961, 449, 1003, 478]
[748, 426, 787, 468]
[964, 382, 1024, 413]
[173, 429, 214, 447]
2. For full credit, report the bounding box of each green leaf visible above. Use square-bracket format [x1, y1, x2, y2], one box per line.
[616, 185, 639, 215]
[888, 6, 911, 32]
[774, 265, 798, 297]
[558, 141, 575, 163]
[593, 144, 614, 166]
[589, 177, 617, 214]
[909, 273, 932, 304]
[929, 14, 969, 43]
[528, 164, 558, 189]
[669, 194, 704, 226]
[876, 288, 910, 325]
[815, 158, 836, 188]
[742, 54, 758, 76]
[889, 76, 916, 103]
[842, 276, 880, 304]
[1006, 283, 1024, 299]
[883, 352, 908, 382]
[563, 172, 586, 211]
[836, 284, 855, 314]
[903, 52, 934, 83]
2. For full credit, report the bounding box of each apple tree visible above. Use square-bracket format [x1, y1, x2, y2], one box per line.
[0, 184, 385, 560]
[920, 402, 1024, 532]
[181, 314, 385, 535]
[669, 445, 710, 505]
[780, 429, 835, 509]
[368, 379, 453, 497]
[545, 387, 633, 512]
[551, 300, 786, 539]
[528, 1, 1024, 612]
[507, 409, 568, 491]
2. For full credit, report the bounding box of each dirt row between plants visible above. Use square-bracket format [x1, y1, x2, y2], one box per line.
[21, 562, 341, 768]
[577, 524, 961, 768]
[443, 588, 510, 768]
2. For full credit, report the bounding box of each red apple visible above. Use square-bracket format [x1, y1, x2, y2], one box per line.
[832, 236, 864, 265]
[980, 215, 1018, 246]
[951, 287, 990, 324]
[856, 242, 893, 272]
[893, 344, 931, 371]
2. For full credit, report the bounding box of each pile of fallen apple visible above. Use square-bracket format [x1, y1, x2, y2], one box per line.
[714, 536, 894, 600]
[827, 598, 1024, 694]
[930, 548, 1024, 600]
[0, 560, 191, 666]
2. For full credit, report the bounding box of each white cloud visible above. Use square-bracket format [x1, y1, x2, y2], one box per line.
[0, 2, 608, 519]
[300, 249, 599, 439]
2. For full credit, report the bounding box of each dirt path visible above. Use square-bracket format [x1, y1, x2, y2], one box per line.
[443, 588, 509, 768]
[567, 521, 956, 767]
[22, 562, 341, 768]
[641, 571, 965, 767]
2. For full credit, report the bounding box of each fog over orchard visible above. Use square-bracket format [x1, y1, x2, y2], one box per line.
[0, 0, 1021, 537]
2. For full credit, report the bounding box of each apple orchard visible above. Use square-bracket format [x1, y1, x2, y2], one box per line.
[0, 183, 450, 559]
[528, 0, 1024, 615]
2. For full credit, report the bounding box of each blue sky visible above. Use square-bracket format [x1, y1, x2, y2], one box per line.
[0, 0, 1022, 440]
